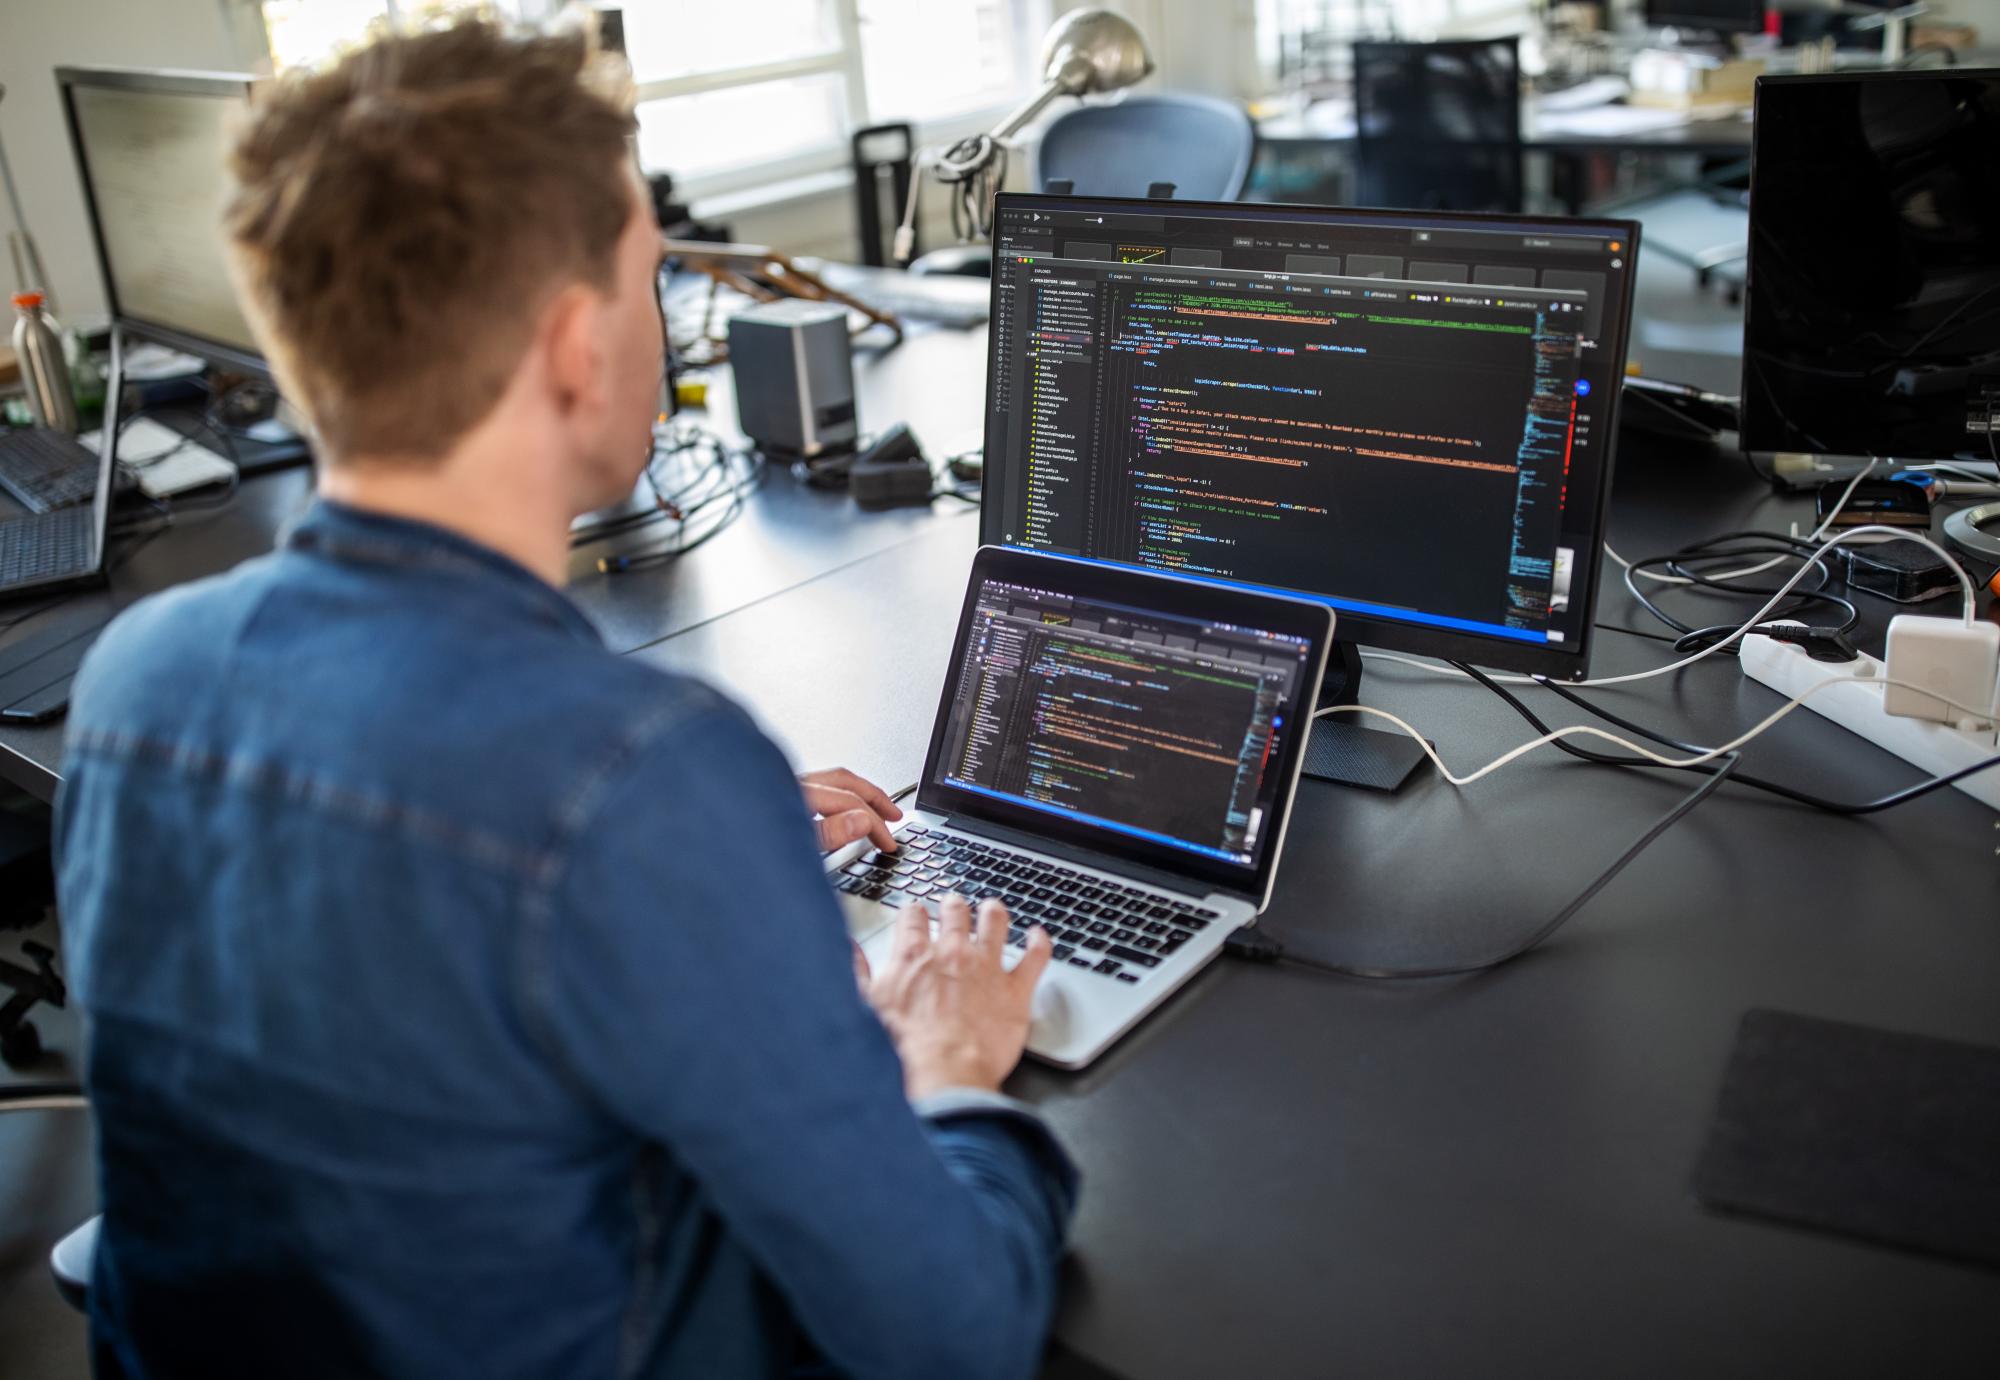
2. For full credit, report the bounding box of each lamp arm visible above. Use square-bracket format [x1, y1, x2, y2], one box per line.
[988, 77, 1072, 145]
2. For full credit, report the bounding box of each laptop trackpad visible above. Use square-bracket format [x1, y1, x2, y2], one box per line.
[840, 894, 897, 947]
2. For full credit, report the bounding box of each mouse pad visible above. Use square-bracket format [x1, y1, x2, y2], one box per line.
[1692, 1009, 2000, 1270]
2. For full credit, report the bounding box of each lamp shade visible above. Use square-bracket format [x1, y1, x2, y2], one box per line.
[1040, 8, 1154, 97]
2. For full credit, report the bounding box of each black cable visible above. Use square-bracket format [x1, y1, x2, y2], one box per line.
[1527, 673, 2000, 816]
[1623, 532, 1860, 651]
[1227, 747, 1738, 980]
[1424, 657, 2000, 817]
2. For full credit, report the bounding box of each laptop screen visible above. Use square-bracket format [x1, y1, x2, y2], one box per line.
[919, 548, 1332, 901]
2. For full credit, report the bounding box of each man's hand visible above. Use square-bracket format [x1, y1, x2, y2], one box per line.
[801, 768, 904, 854]
[865, 894, 1052, 1100]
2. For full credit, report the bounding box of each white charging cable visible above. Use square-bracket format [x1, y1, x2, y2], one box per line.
[1576, 524, 1975, 688]
[1603, 457, 1881, 587]
[1314, 669, 1993, 789]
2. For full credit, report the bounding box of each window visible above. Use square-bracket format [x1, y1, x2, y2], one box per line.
[258, 1, 1049, 198]
[261, 1, 512, 72]
[624, 0, 1046, 197]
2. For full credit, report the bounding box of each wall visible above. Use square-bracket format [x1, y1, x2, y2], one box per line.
[0, 0, 261, 327]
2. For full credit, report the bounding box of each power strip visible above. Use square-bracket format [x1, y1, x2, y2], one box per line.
[1739, 633, 2000, 812]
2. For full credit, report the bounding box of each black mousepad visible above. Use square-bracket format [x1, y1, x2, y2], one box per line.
[1693, 1009, 2000, 1270]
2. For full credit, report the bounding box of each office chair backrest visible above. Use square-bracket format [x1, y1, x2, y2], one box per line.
[1036, 93, 1257, 202]
[1352, 38, 1523, 214]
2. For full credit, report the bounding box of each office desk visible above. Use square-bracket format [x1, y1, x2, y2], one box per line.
[636, 434, 1999, 1379]
[0, 325, 987, 802]
[5, 325, 1997, 1376]
[1253, 100, 1751, 210]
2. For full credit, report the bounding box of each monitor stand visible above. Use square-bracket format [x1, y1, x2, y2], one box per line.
[1300, 641, 1429, 792]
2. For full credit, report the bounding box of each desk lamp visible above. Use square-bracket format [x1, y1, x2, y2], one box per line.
[893, 8, 1153, 263]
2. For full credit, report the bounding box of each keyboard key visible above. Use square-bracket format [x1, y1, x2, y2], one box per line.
[1031, 887, 1055, 901]
[1143, 921, 1169, 936]
[1134, 936, 1161, 953]
[1195, 907, 1219, 919]
[1111, 927, 1137, 943]
[1053, 944, 1075, 961]
[1106, 944, 1160, 969]
[1147, 905, 1173, 920]
[1087, 921, 1113, 935]
[1093, 958, 1121, 975]
[841, 862, 874, 878]
[1080, 935, 1109, 951]
[1067, 956, 1093, 969]
[1056, 927, 1087, 945]
[1169, 927, 1194, 944]
[1116, 972, 1140, 984]
[1180, 914, 1210, 931]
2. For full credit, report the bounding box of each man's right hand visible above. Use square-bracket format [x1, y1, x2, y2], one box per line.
[864, 894, 1052, 1101]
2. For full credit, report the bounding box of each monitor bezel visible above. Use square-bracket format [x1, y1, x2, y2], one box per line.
[1642, 0, 1766, 35]
[55, 65, 272, 379]
[1739, 68, 2000, 462]
[916, 546, 1334, 904]
[978, 191, 1642, 682]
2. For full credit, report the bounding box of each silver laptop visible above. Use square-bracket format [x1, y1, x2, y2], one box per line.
[828, 546, 1333, 1069]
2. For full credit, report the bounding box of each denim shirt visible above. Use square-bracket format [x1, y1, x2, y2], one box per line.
[54, 500, 1078, 1380]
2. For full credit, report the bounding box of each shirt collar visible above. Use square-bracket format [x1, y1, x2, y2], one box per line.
[283, 498, 602, 645]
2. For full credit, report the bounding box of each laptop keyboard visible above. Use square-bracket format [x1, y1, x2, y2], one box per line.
[0, 428, 99, 514]
[0, 506, 94, 588]
[833, 824, 1220, 985]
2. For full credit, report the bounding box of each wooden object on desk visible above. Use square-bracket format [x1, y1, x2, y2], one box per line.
[1628, 50, 1762, 111]
[0, 344, 17, 390]
[663, 239, 903, 364]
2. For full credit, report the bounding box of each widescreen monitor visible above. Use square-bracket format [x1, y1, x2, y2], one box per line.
[979, 193, 1641, 683]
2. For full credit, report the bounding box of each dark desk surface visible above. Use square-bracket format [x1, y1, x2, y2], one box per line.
[4, 326, 1996, 1377]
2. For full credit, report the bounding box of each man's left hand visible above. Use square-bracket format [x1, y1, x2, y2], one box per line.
[801, 768, 904, 854]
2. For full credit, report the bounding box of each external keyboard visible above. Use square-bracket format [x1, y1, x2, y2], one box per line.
[0, 428, 98, 514]
[833, 824, 1219, 985]
[0, 506, 94, 588]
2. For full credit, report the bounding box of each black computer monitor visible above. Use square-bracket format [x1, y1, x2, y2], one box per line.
[56, 66, 267, 377]
[980, 194, 1640, 702]
[1741, 70, 2000, 463]
[1644, 0, 1766, 35]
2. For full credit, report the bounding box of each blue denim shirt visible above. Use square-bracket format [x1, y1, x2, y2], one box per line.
[54, 500, 1078, 1380]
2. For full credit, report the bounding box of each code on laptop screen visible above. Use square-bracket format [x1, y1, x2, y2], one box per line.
[930, 575, 1314, 868]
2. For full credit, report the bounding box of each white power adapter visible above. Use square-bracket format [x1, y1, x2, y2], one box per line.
[1882, 614, 2000, 727]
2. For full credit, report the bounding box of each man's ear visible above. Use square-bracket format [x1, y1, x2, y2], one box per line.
[541, 283, 608, 421]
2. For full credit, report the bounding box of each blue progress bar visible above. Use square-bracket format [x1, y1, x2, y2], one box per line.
[942, 779, 1248, 866]
[1024, 552, 1548, 645]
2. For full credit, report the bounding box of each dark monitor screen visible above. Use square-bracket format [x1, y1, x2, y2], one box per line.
[919, 548, 1331, 899]
[979, 194, 1640, 680]
[1644, 0, 1766, 34]
[1741, 71, 2000, 461]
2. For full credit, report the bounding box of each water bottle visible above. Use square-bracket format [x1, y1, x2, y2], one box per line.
[11, 291, 77, 433]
